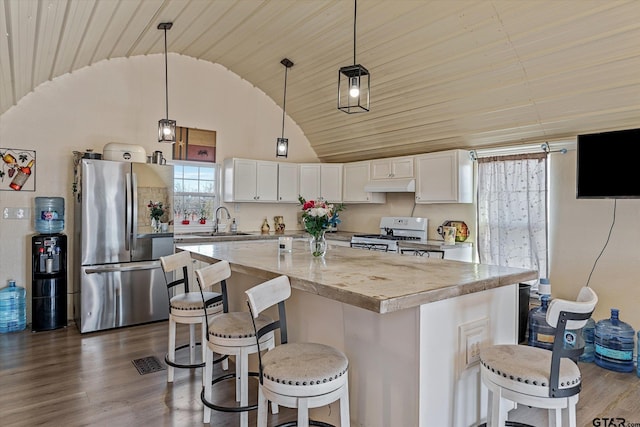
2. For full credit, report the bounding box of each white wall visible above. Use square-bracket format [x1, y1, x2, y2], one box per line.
[0, 54, 319, 322]
[549, 151, 640, 329]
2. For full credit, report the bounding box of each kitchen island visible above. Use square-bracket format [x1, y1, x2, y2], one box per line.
[177, 240, 537, 426]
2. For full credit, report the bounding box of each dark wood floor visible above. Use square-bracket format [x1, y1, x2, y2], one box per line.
[0, 321, 300, 426]
[1, 321, 639, 426]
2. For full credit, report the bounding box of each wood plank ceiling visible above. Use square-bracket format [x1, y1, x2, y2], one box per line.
[1, 0, 639, 162]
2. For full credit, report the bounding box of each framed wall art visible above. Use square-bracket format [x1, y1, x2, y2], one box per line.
[172, 126, 216, 163]
[0, 149, 36, 191]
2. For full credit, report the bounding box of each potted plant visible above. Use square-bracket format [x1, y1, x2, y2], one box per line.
[199, 206, 207, 224]
[181, 209, 190, 225]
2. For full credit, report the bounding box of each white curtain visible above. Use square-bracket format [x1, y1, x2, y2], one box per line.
[477, 153, 547, 285]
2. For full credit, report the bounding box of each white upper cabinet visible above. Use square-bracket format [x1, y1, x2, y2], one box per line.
[299, 163, 343, 203]
[343, 161, 386, 203]
[277, 163, 299, 203]
[371, 156, 415, 180]
[223, 158, 278, 202]
[320, 164, 343, 202]
[415, 149, 473, 203]
[298, 164, 321, 202]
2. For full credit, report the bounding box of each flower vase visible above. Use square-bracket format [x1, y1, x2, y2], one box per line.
[309, 231, 327, 257]
[151, 218, 161, 233]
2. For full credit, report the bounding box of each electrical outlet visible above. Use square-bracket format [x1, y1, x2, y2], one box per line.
[3, 207, 30, 219]
[466, 332, 483, 365]
[457, 318, 489, 377]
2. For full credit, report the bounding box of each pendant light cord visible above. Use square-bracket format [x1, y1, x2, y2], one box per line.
[163, 27, 169, 120]
[281, 66, 288, 139]
[353, 0, 357, 64]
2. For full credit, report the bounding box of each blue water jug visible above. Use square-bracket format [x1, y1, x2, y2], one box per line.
[0, 280, 27, 333]
[35, 197, 64, 234]
[595, 308, 635, 373]
[528, 294, 555, 350]
[579, 317, 595, 362]
[637, 331, 640, 378]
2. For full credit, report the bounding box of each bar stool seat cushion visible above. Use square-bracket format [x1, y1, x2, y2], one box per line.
[262, 342, 348, 394]
[170, 291, 221, 313]
[480, 344, 581, 397]
[208, 312, 273, 346]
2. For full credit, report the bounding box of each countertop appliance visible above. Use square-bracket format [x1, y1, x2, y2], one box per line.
[73, 158, 173, 333]
[351, 217, 428, 252]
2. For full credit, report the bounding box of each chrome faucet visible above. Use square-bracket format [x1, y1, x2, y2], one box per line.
[213, 206, 231, 233]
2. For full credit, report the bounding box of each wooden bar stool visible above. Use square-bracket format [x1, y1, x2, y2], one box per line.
[159, 251, 228, 384]
[195, 262, 277, 426]
[479, 287, 598, 427]
[246, 275, 351, 427]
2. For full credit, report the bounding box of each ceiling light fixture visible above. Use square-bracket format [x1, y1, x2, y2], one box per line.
[338, 0, 370, 114]
[276, 58, 294, 158]
[158, 22, 176, 143]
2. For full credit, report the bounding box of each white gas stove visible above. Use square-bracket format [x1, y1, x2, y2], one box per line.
[350, 217, 428, 252]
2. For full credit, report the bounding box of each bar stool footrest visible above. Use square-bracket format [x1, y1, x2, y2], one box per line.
[201, 372, 260, 413]
[478, 423, 534, 427]
[275, 422, 335, 427]
[165, 343, 228, 369]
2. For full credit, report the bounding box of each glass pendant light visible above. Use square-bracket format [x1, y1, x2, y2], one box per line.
[276, 58, 294, 158]
[338, 0, 370, 113]
[158, 22, 176, 143]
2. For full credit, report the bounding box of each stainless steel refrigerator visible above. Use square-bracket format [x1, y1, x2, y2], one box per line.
[73, 158, 173, 333]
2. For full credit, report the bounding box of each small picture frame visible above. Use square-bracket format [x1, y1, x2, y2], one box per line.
[0, 148, 36, 191]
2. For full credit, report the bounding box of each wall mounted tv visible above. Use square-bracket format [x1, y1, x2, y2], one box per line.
[577, 128, 640, 199]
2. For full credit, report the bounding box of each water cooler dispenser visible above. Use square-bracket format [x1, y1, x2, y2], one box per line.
[31, 234, 67, 331]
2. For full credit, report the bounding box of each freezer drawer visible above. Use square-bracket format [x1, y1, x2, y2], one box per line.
[77, 261, 169, 333]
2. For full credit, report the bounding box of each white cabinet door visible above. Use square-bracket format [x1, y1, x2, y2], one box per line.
[255, 161, 278, 202]
[223, 158, 278, 202]
[343, 161, 385, 203]
[278, 163, 299, 202]
[320, 164, 343, 202]
[415, 150, 473, 203]
[299, 164, 321, 202]
[299, 164, 342, 202]
[371, 156, 414, 179]
[232, 159, 258, 201]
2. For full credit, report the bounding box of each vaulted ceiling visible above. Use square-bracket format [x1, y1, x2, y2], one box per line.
[2, 0, 640, 162]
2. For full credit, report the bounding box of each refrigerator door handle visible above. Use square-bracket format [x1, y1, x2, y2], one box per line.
[85, 262, 160, 274]
[131, 172, 138, 251]
[125, 172, 132, 252]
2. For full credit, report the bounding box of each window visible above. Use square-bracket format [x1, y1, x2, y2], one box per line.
[173, 162, 218, 232]
[476, 153, 548, 290]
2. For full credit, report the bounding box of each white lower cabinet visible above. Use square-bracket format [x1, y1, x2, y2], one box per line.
[415, 149, 473, 203]
[343, 161, 386, 204]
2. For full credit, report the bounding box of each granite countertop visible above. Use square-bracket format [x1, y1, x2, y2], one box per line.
[173, 230, 355, 244]
[174, 230, 471, 252]
[177, 240, 536, 314]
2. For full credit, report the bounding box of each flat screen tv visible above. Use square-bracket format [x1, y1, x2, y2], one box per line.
[576, 128, 640, 199]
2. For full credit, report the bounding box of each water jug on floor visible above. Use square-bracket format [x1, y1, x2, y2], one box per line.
[0, 280, 27, 333]
[594, 308, 635, 373]
[579, 317, 596, 362]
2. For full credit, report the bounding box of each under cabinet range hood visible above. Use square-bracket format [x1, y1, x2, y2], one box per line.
[364, 178, 416, 192]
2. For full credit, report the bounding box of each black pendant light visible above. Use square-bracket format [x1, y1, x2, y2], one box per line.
[158, 22, 176, 143]
[276, 58, 294, 158]
[338, 0, 370, 113]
